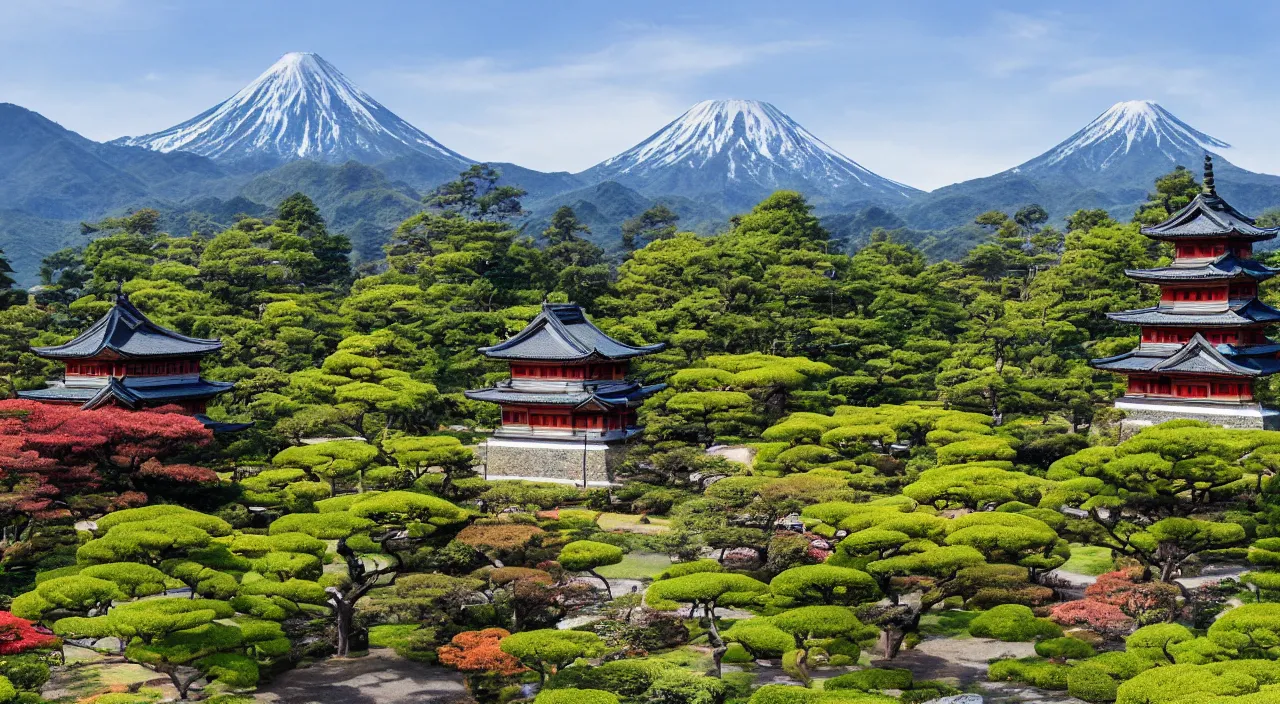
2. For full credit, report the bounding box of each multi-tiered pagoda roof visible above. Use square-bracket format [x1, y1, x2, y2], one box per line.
[465, 302, 666, 484]
[477, 303, 666, 361]
[20, 294, 237, 423]
[1090, 155, 1280, 427]
[466, 303, 666, 415]
[33, 295, 224, 359]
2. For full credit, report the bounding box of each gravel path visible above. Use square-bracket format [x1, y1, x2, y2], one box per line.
[254, 649, 472, 704]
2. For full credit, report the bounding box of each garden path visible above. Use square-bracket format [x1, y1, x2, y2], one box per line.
[253, 648, 471, 704]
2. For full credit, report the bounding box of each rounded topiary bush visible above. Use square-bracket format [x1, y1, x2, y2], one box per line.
[1067, 663, 1118, 703]
[1035, 637, 1096, 661]
[825, 667, 913, 692]
[535, 689, 620, 704]
[969, 604, 1063, 642]
[722, 642, 754, 664]
[988, 658, 1070, 690]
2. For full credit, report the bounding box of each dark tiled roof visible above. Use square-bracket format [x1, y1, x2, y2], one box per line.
[34, 294, 223, 359]
[17, 386, 97, 403]
[19, 378, 234, 409]
[464, 381, 666, 409]
[1105, 298, 1280, 326]
[193, 414, 254, 433]
[1125, 253, 1277, 283]
[1091, 334, 1280, 377]
[1140, 193, 1278, 242]
[479, 303, 665, 361]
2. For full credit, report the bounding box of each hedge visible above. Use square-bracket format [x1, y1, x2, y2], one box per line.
[968, 605, 1063, 642]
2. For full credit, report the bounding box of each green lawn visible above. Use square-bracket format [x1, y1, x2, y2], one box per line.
[918, 609, 978, 637]
[595, 551, 674, 579]
[1061, 544, 1114, 576]
[597, 512, 671, 534]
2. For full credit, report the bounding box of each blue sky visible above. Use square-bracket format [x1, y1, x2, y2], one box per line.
[4, 0, 1280, 190]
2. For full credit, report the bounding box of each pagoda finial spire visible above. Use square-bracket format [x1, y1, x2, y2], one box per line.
[1203, 153, 1217, 196]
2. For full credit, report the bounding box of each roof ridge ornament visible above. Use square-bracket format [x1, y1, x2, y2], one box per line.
[1204, 153, 1217, 197]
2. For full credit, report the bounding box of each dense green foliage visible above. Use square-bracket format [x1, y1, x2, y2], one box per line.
[13, 169, 1280, 703]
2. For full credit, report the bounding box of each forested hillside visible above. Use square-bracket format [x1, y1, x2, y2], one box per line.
[0, 163, 1279, 704]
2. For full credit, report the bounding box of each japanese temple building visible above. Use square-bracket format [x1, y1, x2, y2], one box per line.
[1091, 155, 1280, 431]
[464, 302, 666, 485]
[19, 292, 243, 430]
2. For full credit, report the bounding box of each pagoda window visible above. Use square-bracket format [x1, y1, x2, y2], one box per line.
[1230, 284, 1257, 299]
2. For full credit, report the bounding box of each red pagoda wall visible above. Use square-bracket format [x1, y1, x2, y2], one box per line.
[509, 362, 627, 380]
[1126, 375, 1254, 401]
[499, 404, 635, 431]
[1141, 328, 1267, 346]
[1174, 241, 1252, 258]
[65, 359, 202, 377]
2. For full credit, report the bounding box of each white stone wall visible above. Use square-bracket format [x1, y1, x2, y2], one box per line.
[480, 437, 627, 485]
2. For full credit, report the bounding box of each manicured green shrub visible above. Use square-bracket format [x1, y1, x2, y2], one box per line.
[659, 559, 723, 579]
[0, 655, 48, 692]
[1067, 663, 1117, 703]
[722, 643, 754, 664]
[1114, 663, 1258, 704]
[724, 621, 794, 658]
[825, 668, 913, 691]
[1086, 651, 1157, 680]
[1125, 623, 1192, 663]
[1035, 637, 1095, 661]
[644, 669, 725, 704]
[546, 659, 675, 697]
[534, 689, 620, 704]
[968, 604, 1062, 642]
[769, 565, 879, 605]
[500, 630, 604, 682]
[558, 541, 624, 573]
[987, 658, 1069, 690]
[197, 653, 259, 688]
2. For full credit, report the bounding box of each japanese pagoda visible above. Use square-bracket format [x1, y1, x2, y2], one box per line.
[1091, 155, 1280, 431]
[19, 292, 239, 428]
[464, 303, 666, 485]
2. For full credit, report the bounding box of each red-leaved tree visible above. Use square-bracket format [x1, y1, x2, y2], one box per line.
[1049, 599, 1135, 639]
[437, 628, 527, 676]
[1085, 568, 1181, 624]
[0, 401, 213, 538]
[0, 611, 58, 654]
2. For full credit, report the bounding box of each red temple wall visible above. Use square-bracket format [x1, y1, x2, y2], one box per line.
[66, 358, 201, 377]
[1141, 328, 1267, 345]
[1126, 375, 1254, 401]
[1174, 241, 1252, 259]
[509, 362, 628, 381]
[499, 404, 635, 430]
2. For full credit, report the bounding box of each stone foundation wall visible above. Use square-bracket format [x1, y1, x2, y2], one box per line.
[1119, 404, 1280, 439]
[480, 439, 627, 485]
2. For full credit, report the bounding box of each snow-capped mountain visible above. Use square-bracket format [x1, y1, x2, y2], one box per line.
[580, 99, 919, 209]
[903, 100, 1280, 229]
[116, 52, 473, 168]
[1016, 100, 1230, 175]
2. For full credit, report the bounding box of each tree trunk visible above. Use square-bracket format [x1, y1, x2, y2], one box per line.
[331, 595, 355, 657]
[877, 626, 907, 659]
[704, 604, 726, 679]
[588, 569, 612, 599]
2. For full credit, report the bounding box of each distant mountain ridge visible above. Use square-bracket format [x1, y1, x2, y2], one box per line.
[903, 100, 1280, 230]
[115, 52, 473, 170]
[580, 99, 918, 211]
[7, 51, 1280, 287]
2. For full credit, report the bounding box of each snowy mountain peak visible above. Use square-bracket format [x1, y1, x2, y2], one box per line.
[1028, 100, 1230, 172]
[587, 99, 918, 202]
[116, 52, 472, 167]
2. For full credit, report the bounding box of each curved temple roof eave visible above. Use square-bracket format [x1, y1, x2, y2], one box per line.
[32, 295, 223, 359]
